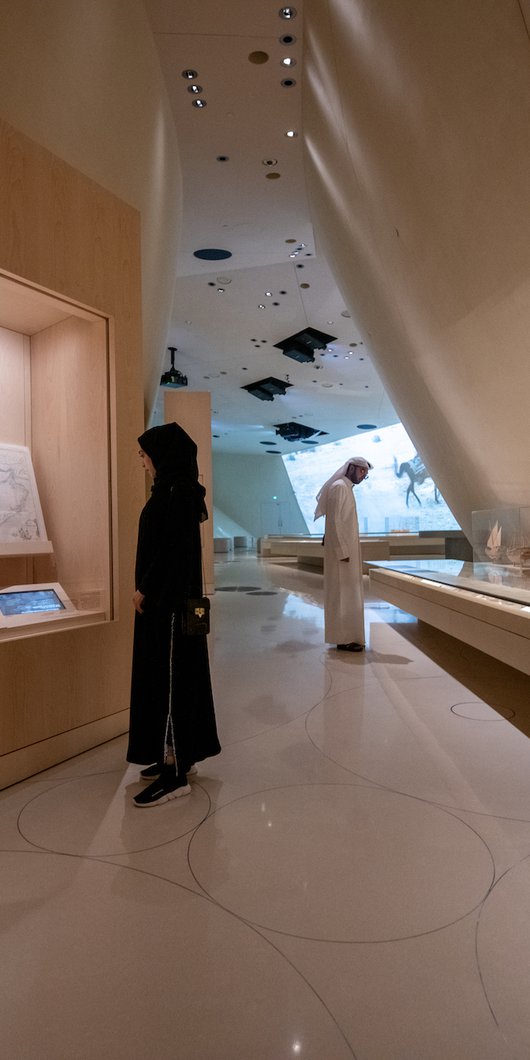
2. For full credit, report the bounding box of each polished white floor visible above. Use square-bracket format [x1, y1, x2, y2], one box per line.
[3, 553, 530, 1058]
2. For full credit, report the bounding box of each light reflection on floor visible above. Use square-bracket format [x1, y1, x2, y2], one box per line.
[2, 551, 530, 1059]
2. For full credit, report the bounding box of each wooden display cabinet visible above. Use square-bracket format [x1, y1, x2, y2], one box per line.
[0, 272, 115, 640]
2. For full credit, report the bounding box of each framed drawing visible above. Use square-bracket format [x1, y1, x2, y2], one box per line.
[0, 443, 50, 555]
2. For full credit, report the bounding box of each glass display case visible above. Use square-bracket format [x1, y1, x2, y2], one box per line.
[368, 559, 530, 609]
[0, 271, 115, 641]
[472, 506, 530, 569]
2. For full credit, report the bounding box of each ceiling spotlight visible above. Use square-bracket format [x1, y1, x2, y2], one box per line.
[217, 288, 225, 293]
[279, 34, 297, 44]
[285, 129, 298, 138]
[281, 78, 297, 88]
[258, 304, 266, 309]
[217, 155, 229, 162]
[262, 158, 278, 166]
[192, 99, 207, 108]
[279, 6, 297, 18]
[265, 291, 273, 297]
[160, 347, 188, 389]
[182, 69, 198, 79]
[280, 57, 297, 67]
[187, 84, 203, 95]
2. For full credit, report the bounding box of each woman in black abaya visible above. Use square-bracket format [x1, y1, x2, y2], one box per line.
[127, 422, 221, 807]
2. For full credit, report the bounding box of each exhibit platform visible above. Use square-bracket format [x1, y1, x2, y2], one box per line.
[260, 532, 466, 571]
[368, 559, 530, 676]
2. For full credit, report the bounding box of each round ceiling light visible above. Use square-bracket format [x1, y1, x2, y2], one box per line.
[357, 423, 377, 430]
[182, 69, 198, 79]
[194, 248, 232, 260]
[187, 84, 203, 95]
[281, 78, 297, 88]
[266, 172, 281, 180]
[279, 6, 297, 18]
[279, 33, 297, 44]
[285, 129, 298, 138]
[192, 99, 207, 108]
[248, 50, 269, 64]
[280, 57, 297, 67]
[262, 158, 278, 166]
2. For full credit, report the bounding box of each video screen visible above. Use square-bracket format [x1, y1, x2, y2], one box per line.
[283, 422, 460, 534]
[0, 590, 65, 616]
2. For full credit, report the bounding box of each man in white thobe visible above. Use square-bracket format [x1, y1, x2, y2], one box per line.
[314, 457, 372, 652]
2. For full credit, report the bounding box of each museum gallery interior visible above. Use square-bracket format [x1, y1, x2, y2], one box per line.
[1, 2, 530, 1057]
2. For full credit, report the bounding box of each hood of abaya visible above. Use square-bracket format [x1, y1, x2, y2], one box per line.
[138, 422, 208, 521]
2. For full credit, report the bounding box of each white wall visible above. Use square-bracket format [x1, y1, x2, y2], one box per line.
[304, 0, 530, 539]
[0, 0, 182, 418]
[213, 454, 309, 539]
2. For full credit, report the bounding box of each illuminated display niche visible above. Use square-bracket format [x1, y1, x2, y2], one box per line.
[0, 272, 115, 641]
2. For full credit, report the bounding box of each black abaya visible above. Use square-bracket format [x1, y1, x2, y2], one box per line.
[127, 425, 220, 768]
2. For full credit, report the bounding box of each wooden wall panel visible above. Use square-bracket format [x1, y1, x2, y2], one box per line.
[30, 316, 110, 610]
[0, 117, 144, 785]
[0, 327, 28, 444]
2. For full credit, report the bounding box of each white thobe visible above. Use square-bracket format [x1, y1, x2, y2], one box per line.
[323, 478, 365, 645]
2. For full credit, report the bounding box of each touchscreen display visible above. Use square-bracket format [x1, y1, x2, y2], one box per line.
[0, 590, 65, 615]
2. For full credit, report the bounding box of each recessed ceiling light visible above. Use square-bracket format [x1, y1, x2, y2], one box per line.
[182, 69, 198, 79]
[285, 129, 298, 138]
[217, 288, 225, 293]
[279, 34, 297, 44]
[265, 291, 273, 297]
[285, 238, 297, 243]
[192, 99, 207, 108]
[281, 78, 297, 88]
[262, 158, 278, 166]
[187, 84, 203, 94]
[217, 155, 229, 162]
[248, 50, 269, 64]
[279, 6, 297, 18]
[280, 57, 297, 67]
[258, 304, 266, 309]
[195, 248, 232, 260]
[300, 283, 310, 288]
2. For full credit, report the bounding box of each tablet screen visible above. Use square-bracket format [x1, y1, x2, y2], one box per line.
[0, 590, 65, 616]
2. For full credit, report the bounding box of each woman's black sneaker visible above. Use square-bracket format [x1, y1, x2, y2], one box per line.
[140, 761, 198, 782]
[140, 762, 163, 781]
[134, 768, 191, 807]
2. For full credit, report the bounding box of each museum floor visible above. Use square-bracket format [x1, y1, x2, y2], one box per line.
[3, 552, 530, 1059]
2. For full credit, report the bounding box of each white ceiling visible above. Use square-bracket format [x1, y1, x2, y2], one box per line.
[145, 0, 398, 454]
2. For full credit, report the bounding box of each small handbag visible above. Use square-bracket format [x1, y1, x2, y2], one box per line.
[182, 596, 210, 636]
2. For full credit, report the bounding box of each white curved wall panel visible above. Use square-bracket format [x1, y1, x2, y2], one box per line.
[303, 0, 530, 536]
[0, 0, 182, 416]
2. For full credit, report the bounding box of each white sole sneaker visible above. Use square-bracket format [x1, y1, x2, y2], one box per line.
[134, 782, 191, 808]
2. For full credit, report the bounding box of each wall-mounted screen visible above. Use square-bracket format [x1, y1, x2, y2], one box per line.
[283, 422, 460, 534]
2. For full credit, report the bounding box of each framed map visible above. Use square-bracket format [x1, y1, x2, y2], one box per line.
[0, 443, 50, 553]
